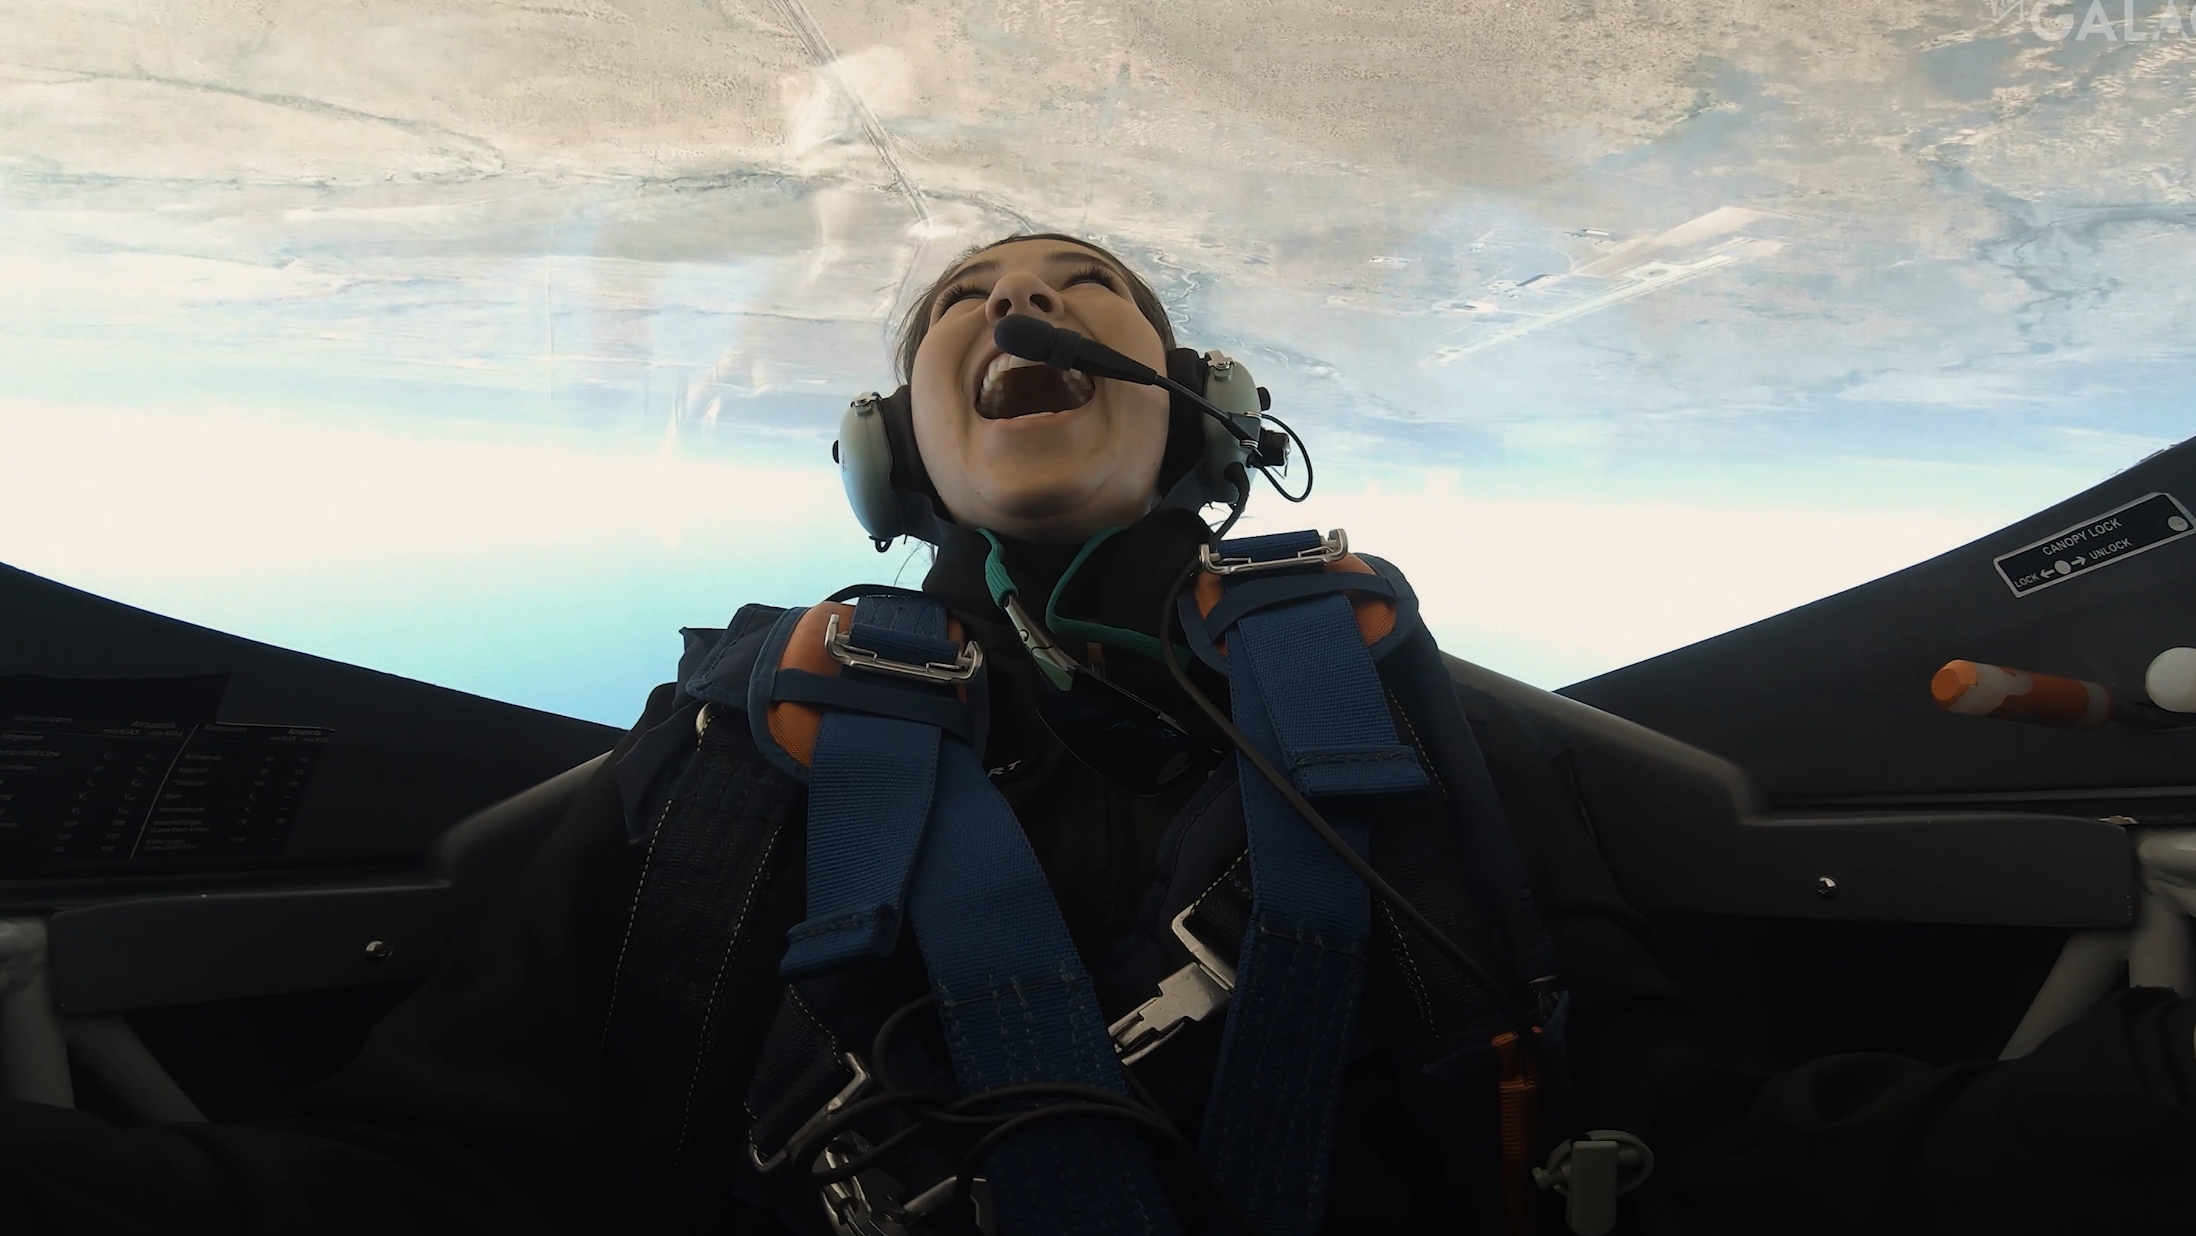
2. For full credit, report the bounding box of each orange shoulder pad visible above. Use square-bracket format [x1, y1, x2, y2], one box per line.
[766, 602, 971, 769]
[1191, 553, 1397, 655]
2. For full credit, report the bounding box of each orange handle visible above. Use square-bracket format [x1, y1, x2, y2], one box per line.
[1932, 660, 2112, 730]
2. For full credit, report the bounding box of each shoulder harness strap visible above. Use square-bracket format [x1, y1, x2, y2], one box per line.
[601, 603, 805, 1225]
[1177, 529, 1428, 1236]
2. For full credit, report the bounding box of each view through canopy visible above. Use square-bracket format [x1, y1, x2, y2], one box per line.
[4, 0, 2192, 724]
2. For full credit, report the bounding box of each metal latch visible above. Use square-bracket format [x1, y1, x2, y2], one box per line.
[1534, 1130, 1655, 1236]
[1197, 528, 1348, 577]
[816, 1132, 997, 1236]
[1109, 906, 1239, 1064]
[825, 612, 984, 684]
[748, 1053, 873, 1174]
[817, 1130, 915, 1236]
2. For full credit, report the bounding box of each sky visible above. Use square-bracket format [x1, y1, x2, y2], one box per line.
[3, 0, 2194, 725]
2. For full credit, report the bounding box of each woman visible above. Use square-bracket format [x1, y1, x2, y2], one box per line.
[2, 233, 2191, 1236]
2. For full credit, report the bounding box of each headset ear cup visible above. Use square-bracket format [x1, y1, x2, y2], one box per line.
[838, 386, 954, 546]
[837, 392, 904, 543]
[1158, 349, 1212, 498]
[876, 387, 936, 503]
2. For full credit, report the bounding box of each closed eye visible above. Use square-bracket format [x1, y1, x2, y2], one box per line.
[932, 264, 1121, 319]
[1063, 265, 1121, 293]
[934, 281, 985, 315]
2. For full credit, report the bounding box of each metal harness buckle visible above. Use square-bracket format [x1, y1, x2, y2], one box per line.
[1197, 528, 1349, 577]
[814, 1140, 998, 1236]
[1107, 906, 1240, 1065]
[748, 1052, 997, 1235]
[747, 1052, 873, 1175]
[825, 611, 984, 684]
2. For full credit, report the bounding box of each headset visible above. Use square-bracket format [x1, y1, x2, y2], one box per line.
[833, 320, 1309, 551]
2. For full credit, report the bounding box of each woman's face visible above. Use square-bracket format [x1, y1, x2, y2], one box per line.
[910, 239, 1171, 543]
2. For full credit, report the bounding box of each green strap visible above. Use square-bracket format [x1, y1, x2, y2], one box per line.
[977, 529, 1077, 691]
[979, 527, 1197, 674]
[1045, 529, 1196, 667]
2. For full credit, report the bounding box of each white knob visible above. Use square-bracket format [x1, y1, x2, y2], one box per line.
[2146, 647, 2196, 713]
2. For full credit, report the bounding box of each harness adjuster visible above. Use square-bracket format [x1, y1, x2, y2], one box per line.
[1197, 528, 1349, 576]
[824, 611, 984, 685]
[1107, 906, 1240, 1065]
[747, 1052, 873, 1175]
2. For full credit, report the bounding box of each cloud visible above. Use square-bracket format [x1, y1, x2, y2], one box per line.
[0, 398, 857, 578]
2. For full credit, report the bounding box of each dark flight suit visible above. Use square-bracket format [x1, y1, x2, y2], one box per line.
[3, 513, 2193, 1235]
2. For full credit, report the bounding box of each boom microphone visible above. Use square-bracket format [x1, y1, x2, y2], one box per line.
[992, 314, 1158, 386]
[992, 315, 1259, 451]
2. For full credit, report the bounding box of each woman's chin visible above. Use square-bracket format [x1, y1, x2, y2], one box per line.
[954, 481, 1134, 540]
[974, 486, 1099, 525]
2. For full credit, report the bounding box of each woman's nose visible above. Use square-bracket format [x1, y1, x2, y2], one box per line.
[985, 271, 1060, 322]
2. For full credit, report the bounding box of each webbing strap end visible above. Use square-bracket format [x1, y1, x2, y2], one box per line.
[778, 905, 900, 980]
[1289, 743, 1427, 799]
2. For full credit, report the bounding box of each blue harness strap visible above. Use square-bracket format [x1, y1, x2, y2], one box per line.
[768, 593, 1183, 1236]
[777, 596, 953, 979]
[1194, 531, 1429, 1236]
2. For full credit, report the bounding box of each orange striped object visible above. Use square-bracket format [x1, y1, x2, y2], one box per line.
[1931, 660, 2112, 730]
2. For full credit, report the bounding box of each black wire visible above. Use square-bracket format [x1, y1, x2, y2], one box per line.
[1211, 493, 1248, 539]
[870, 991, 936, 1092]
[1254, 412, 1312, 503]
[806, 1120, 930, 1184]
[788, 1089, 954, 1180]
[1156, 560, 1539, 1050]
[1155, 376, 1250, 444]
[943, 1081, 1149, 1114]
[1118, 1061, 1175, 1129]
[1258, 466, 1308, 503]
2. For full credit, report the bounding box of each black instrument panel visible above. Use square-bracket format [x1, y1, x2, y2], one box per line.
[0, 564, 619, 904]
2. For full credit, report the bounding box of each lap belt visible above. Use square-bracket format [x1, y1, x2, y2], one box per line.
[763, 594, 1182, 1236]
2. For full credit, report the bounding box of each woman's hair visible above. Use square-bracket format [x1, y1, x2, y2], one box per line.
[892, 232, 1178, 383]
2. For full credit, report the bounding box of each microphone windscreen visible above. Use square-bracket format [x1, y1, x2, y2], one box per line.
[993, 315, 1059, 363]
[993, 315, 1158, 384]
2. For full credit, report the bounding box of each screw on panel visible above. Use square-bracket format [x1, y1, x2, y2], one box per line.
[1815, 877, 1838, 899]
[364, 940, 393, 963]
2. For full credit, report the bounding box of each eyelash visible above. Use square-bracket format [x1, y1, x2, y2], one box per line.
[935, 265, 1120, 315]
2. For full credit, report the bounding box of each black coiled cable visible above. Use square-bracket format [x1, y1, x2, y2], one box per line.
[1208, 411, 1311, 539]
[1253, 412, 1312, 504]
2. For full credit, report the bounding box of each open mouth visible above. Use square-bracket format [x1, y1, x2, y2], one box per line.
[975, 353, 1098, 421]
